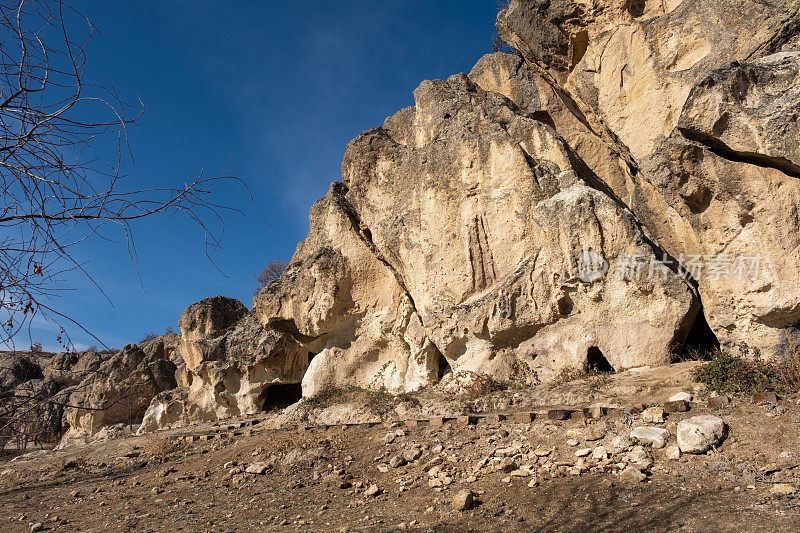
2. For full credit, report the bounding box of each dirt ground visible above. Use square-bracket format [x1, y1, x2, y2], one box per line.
[2, 364, 799, 532]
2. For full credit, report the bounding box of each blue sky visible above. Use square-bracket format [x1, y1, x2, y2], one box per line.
[25, 1, 500, 351]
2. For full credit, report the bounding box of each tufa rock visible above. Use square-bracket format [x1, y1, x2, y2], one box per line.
[62, 344, 177, 438]
[495, 0, 800, 359]
[255, 70, 698, 393]
[138, 296, 310, 431]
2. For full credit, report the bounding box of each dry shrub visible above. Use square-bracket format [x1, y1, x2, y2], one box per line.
[693, 334, 800, 395]
[144, 435, 183, 460]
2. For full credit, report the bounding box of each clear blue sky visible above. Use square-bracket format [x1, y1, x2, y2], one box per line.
[24, 0, 500, 351]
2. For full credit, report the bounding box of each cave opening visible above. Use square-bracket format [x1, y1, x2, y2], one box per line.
[681, 308, 720, 359]
[258, 383, 303, 411]
[437, 353, 452, 381]
[587, 346, 614, 373]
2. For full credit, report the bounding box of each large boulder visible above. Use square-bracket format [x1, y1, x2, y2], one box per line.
[496, 0, 800, 358]
[255, 72, 698, 393]
[172, 296, 310, 422]
[677, 414, 726, 453]
[137, 388, 199, 434]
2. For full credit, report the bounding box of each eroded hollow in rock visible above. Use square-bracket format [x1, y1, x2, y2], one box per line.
[681, 307, 720, 358]
[437, 352, 453, 381]
[258, 383, 302, 411]
[587, 346, 613, 373]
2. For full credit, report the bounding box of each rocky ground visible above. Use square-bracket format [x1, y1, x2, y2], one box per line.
[1, 364, 799, 532]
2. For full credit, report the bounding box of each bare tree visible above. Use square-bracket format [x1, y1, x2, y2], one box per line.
[0, 0, 247, 350]
[253, 258, 289, 295]
[0, 0, 255, 452]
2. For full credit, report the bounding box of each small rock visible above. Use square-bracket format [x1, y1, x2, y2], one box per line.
[630, 426, 670, 448]
[641, 407, 664, 424]
[664, 445, 681, 460]
[664, 400, 689, 413]
[668, 392, 693, 403]
[677, 415, 725, 454]
[591, 446, 608, 460]
[452, 490, 474, 511]
[628, 447, 652, 470]
[611, 436, 630, 453]
[30, 524, 44, 532]
[584, 424, 607, 441]
[498, 457, 517, 472]
[389, 455, 406, 468]
[365, 484, 380, 497]
[402, 448, 422, 462]
[770, 483, 796, 495]
[618, 466, 647, 483]
[586, 406, 605, 419]
[707, 395, 730, 409]
[494, 446, 519, 457]
[575, 448, 592, 457]
[566, 438, 579, 447]
[245, 463, 269, 475]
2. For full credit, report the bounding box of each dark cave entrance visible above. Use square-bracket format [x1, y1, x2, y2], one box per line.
[681, 308, 720, 358]
[587, 346, 614, 373]
[437, 353, 452, 381]
[258, 383, 303, 411]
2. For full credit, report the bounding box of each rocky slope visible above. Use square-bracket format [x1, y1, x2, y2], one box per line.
[0, 334, 180, 443]
[3, 370, 799, 532]
[140, 0, 800, 432]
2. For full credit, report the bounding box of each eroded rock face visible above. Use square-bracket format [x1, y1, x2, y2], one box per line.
[496, 0, 800, 358]
[62, 344, 177, 438]
[679, 52, 800, 176]
[256, 72, 698, 391]
[254, 184, 441, 396]
[174, 296, 310, 420]
[143, 0, 800, 412]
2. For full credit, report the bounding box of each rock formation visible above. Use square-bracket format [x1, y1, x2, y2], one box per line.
[1, 335, 182, 442]
[138, 0, 800, 429]
[255, 72, 698, 395]
[138, 296, 310, 432]
[494, 0, 800, 358]
[61, 343, 178, 438]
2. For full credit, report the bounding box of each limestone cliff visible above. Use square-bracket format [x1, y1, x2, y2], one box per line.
[137, 0, 800, 431]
